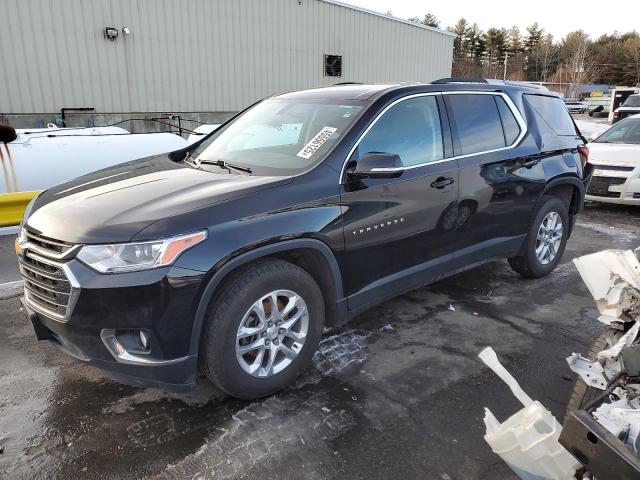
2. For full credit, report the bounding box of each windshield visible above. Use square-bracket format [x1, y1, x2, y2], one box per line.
[622, 95, 640, 108]
[191, 98, 364, 176]
[593, 118, 640, 144]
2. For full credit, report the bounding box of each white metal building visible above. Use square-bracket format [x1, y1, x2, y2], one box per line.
[0, 0, 454, 129]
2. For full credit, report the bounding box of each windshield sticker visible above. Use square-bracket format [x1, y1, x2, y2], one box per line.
[296, 127, 337, 159]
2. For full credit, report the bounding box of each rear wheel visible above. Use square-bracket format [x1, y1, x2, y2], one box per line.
[509, 196, 569, 278]
[201, 258, 324, 399]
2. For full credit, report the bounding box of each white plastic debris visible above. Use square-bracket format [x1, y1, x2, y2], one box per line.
[597, 322, 640, 361]
[573, 250, 640, 326]
[566, 353, 608, 390]
[479, 347, 579, 480]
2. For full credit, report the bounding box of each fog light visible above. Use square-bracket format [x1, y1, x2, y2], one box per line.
[139, 330, 149, 349]
[113, 339, 126, 356]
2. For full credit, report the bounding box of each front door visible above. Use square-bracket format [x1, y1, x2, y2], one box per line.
[340, 94, 459, 311]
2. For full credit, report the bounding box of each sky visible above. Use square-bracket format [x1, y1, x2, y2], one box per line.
[342, 0, 637, 40]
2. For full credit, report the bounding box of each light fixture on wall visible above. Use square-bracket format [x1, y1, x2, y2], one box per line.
[104, 27, 119, 40]
[122, 27, 131, 35]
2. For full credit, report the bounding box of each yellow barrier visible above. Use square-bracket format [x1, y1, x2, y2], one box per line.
[0, 191, 41, 227]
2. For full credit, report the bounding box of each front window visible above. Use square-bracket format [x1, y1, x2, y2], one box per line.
[593, 118, 640, 145]
[622, 96, 640, 108]
[191, 98, 364, 175]
[355, 96, 444, 167]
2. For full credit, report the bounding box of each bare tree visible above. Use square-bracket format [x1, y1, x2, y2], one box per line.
[624, 36, 640, 86]
[539, 34, 556, 82]
[562, 32, 599, 97]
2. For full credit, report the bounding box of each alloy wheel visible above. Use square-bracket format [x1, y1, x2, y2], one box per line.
[535, 211, 563, 265]
[235, 290, 309, 378]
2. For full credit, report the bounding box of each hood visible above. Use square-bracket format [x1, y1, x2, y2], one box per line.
[26, 155, 291, 243]
[588, 143, 640, 167]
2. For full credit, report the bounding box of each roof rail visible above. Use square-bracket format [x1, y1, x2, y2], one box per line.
[431, 78, 488, 84]
[432, 77, 549, 91]
[498, 80, 549, 91]
[334, 82, 363, 85]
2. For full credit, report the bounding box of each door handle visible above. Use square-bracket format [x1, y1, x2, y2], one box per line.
[430, 177, 455, 189]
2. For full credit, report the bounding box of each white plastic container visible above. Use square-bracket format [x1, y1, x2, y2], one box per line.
[479, 347, 579, 480]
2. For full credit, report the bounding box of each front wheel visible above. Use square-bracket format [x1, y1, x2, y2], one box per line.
[200, 258, 324, 399]
[509, 195, 570, 278]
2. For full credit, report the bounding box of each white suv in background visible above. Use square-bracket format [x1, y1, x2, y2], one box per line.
[586, 114, 640, 205]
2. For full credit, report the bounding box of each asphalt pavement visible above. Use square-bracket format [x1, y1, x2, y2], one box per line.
[0, 202, 638, 479]
[0, 233, 19, 284]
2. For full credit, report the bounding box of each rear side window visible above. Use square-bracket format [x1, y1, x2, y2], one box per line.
[495, 97, 521, 145]
[524, 94, 576, 136]
[448, 94, 505, 155]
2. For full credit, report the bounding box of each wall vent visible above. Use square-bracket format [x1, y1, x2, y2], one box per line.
[324, 55, 342, 77]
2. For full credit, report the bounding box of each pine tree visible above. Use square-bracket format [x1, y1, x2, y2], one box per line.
[524, 22, 545, 80]
[467, 23, 485, 61]
[508, 26, 523, 54]
[484, 28, 508, 76]
[422, 14, 440, 28]
[449, 18, 469, 61]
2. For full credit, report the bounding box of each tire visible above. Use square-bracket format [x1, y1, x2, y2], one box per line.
[200, 258, 324, 399]
[508, 195, 570, 278]
[565, 328, 622, 420]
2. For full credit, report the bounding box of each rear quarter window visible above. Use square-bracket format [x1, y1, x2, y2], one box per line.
[495, 96, 521, 145]
[524, 94, 576, 136]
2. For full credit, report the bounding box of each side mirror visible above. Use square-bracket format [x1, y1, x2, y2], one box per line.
[351, 152, 404, 179]
[0, 125, 17, 144]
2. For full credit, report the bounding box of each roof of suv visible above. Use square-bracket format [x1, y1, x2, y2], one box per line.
[275, 79, 556, 102]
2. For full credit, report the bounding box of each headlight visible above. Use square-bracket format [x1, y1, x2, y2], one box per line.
[77, 231, 207, 273]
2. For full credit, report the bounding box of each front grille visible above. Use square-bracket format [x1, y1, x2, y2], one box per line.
[588, 176, 626, 198]
[597, 177, 626, 186]
[590, 164, 635, 172]
[25, 230, 74, 256]
[19, 230, 77, 321]
[589, 191, 621, 198]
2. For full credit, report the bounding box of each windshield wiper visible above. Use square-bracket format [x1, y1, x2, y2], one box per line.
[183, 151, 200, 168]
[198, 159, 252, 174]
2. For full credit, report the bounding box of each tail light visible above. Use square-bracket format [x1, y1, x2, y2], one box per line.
[613, 111, 620, 119]
[577, 145, 589, 167]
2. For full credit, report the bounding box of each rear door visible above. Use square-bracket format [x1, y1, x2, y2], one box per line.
[444, 92, 542, 262]
[340, 94, 458, 311]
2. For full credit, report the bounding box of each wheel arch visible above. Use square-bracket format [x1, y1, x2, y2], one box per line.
[542, 176, 585, 216]
[188, 238, 346, 356]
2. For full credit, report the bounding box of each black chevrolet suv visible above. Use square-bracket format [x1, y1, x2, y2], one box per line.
[17, 80, 591, 399]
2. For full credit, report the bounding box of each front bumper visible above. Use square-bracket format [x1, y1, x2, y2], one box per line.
[560, 410, 640, 479]
[20, 252, 206, 391]
[585, 165, 640, 206]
